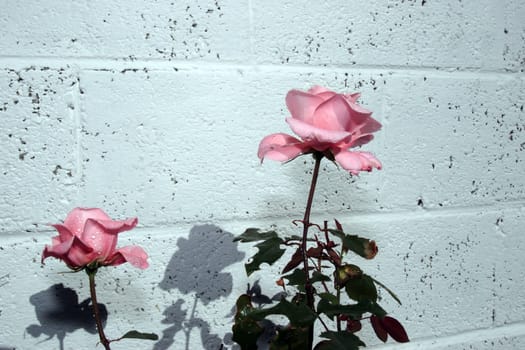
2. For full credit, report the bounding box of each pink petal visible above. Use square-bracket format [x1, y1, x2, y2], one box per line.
[95, 217, 138, 234]
[63, 208, 111, 237]
[316, 91, 337, 101]
[285, 90, 324, 124]
[258, 133, 308, 162]
[326, 96, 374, 133]
[314, 94, 377, 135]
[344, 92, 361, 103]
[286, 117, 352, 145]
[361, 152, 382, 170]
[358, 116, 382, 135]
[81, 219, 119, 261]
[42, 236, 94, 268]
[308, 86, 338, 101]
[79, 216, 137, 261]
[65, 237, 98, 267]
[109, 245, 149, 269]
[312, 95, 356, 131]
[339, 134, 375, 149]
[346, 98, 372, 115]
[43, 223, 94, 267]
[50, 224, 74, 242]
[334, 152, 363, 174]
[42, 238, 74, 264]
[334, 150, 382, 175]
[342, 92, 381, 134]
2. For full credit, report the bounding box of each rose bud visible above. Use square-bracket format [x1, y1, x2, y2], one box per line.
[42, 207, 148, 270]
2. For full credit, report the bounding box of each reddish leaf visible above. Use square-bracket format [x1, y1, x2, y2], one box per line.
[327, 248, 341, 266]
[307, 246, 324, 258]
[346, 319, 362, 333]
[334, 219, 343, 231]
[282, 248, 303, 273]
[381, 316, 409, 343]
[363, 240, 378, 259]
[370, 315, 388, 343]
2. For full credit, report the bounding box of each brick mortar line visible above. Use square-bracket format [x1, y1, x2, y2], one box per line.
[367, 321, 525, 349]
[3, 199, 524, 239]
[247, 0, 255, 66]
[200, 198, 525, 230]
[72, 67, 83, 196]
[0, 55, 523, 77]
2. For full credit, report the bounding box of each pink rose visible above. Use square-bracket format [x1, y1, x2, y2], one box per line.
[258, 86, 382, 174]
[42, 208, 149, 270]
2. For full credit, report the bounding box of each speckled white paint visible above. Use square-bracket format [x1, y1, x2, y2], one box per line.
[0, 1, 524, 349]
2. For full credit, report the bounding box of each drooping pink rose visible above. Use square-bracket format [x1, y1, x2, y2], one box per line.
[258, 86, 382, 174]
[42, 208, 149, 270]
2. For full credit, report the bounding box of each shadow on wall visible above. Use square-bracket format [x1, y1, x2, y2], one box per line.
[156, 224, 245, 350]
[25, 283, 107, 350]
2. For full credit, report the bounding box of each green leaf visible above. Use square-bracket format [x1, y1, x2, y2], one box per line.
[234, 294, 255, 320]
[367, 301, 388, 318]
[345, 274, 377, 302]
[232, 295, 264, 350]
[371, 277, 402, 305]
[249, 299, 317, 327]
[284, 269, 331, 287]
[317, 299, 366, 319]
[317, 292, 339, 305]
[234, 228, 281, 242]
[317, 299, 387, 319]
[269, 325, 310, 350]
[286, 234, 305, 241]
[235, 229, 285, 276]
[246, 237, 285, 276]
[283, 268, 307, 286]
[312, 271, 331, 284]
[118, 330, 159, 341]
[314, 331, 366, 350]
[335, 264, 363, 287]
[329, 229, 377, 259]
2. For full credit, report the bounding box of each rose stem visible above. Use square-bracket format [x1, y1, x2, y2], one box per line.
[87, 268, 111, 350]
[301, 152, 322, 349]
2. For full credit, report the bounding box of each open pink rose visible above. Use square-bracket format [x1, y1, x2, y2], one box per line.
[42, 208, 149, 270]
[258, 86, 382, 174]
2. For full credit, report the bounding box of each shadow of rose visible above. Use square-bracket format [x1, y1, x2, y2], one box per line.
[26, 283, 107, 350]
[156, 225, 244, 350]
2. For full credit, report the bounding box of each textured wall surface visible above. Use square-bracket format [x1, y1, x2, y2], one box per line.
[1, 1, 524, 349]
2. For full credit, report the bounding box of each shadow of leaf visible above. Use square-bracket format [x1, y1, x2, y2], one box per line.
[246, 280, 287, 307]
[153, 299, 186, 350]
[26, 283, 107, 350]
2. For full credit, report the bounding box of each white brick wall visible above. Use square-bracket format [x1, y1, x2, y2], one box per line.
[1, 1, 524, 349]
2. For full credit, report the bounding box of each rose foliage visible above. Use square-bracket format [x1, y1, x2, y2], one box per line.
[233, 86, 408, 350]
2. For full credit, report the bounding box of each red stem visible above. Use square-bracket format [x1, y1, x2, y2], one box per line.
[87, 268, 111, 350]
[301, 153, 323, 349]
